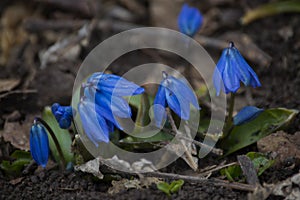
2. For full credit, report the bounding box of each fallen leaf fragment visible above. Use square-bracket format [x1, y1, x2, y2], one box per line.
[74, 157, 103, 179]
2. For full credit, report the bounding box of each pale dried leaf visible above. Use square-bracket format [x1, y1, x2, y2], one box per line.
[74, 157, 103, 179]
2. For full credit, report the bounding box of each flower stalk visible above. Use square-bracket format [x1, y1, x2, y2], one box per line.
[223, 93, 235, 137]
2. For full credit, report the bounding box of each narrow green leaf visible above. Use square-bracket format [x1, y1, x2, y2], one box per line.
[241, 0, 300, 24]
[42, 107, 74, 163]
[220, 108, 298, 156]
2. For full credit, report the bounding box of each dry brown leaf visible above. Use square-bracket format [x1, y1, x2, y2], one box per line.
[0, 79, 20, 93]
[0, 114, 36, 150]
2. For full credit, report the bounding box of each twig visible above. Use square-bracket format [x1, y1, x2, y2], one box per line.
[143, 171, 256, 192]
[166, 108, 198, 170]
[195, 35, 228, 50]
[23, 18, 88, 33]
[97, 157, 255, 192]
[199, 161, 238, 177]
[165, 108, 223, 156]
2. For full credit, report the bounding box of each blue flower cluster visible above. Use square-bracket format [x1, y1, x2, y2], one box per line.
[79, 73, 144, 146]
[29, 3, 265, 169]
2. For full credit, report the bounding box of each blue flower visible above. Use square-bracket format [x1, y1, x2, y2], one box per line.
[213, 42, 261, 96]
[233, 106, 264, 126]
[79, 72, 145, 146]
[78, 97, 110, 146]
[51, 103, 74, 129]
[83, 73, 144, 128]
[30, 122, 49, 167]
[178, 4, 203, 37]
[154, 72, 200, 127]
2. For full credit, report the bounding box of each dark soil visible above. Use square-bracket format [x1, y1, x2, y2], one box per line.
[1, 0, 300, 199]
[0, 169, 247, 200]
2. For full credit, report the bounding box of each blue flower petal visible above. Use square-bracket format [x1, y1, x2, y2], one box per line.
[78, 101, 110, 146]
[95, 91, 132, 118]
[84, 87, 123, 130]
[223, 55, 240, 93]
[167, 76, 200, 110]
[51, 103, 60, 114]
[231, 49, 251, 86]
[233, 106, 264, 126]
[106, 120, 115, 133]
[153, 85, 167, 127]
[165, 87, 190, 120]
[30, 123, 49, 167]
[88, 73, 144, 96]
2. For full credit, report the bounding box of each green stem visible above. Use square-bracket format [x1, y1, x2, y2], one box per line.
[223, 93, 235, 137]
[35, 117, 66, 169]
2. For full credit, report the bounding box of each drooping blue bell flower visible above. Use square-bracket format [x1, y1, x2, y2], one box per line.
[213, 42, 261, 96]
[79, 72, 144, 146]
[153, 71, 200, 127]
[78, 97, 110, 146]
[30, 121, 49, 167]
[233, 106, 264, 126]
[82, 72, 144, 129]
[51, 103, 74, 129]
[178, 3, 203, 37]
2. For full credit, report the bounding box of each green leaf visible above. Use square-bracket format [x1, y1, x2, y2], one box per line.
[0, 150, 31, 176]
[11, 150, 32, 160]
[157, 180, 184, 196]
[246, 152, 275, 176]
[42, 107, 74, 163]
[169, 180, 184, 193]
[220, 108, 298, 156]
[157, 182, 171, 196]
[241, 0, 300, 24]
[220, 165, 243, 182]
[221, 152, 274, 181]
